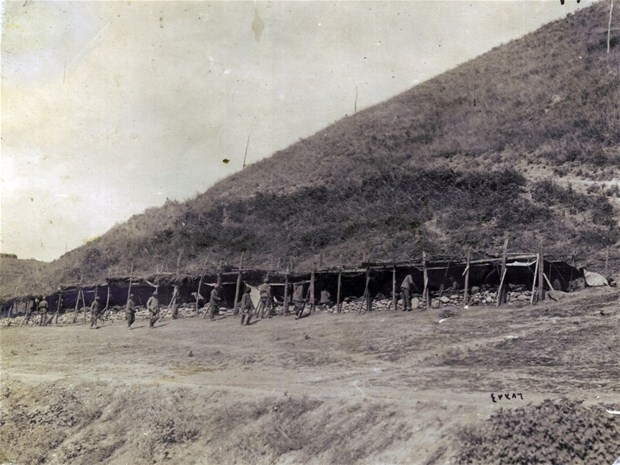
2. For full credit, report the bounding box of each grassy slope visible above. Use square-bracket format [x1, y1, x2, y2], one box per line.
[38, 2, 620, 290]
[0, 256, 46, 299]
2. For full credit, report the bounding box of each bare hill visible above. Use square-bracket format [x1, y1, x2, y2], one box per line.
[0, 255, 46, 299]
[39, 2, 620, 290]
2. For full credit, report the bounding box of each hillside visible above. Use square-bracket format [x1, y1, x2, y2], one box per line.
[39, 2, 620, 290]
[0, 255, 46, 299]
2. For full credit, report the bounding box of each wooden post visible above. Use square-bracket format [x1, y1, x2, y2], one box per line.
[422, 251, 430, 310]
[195, 256, 209, 312]
[530, 255, 540, 305]
[463, 250, 471, 308]
[127, 264, 134, 307]
[53, 290, 63, 325]
[392, 264, 397, 311]
[360, 266, 371, 313]
[233, 252, 244, 315]
[283, 268, 290, 315]
[310, 268, 316, 313]
[73, 288, 81, 323]
[497, 239, 509, 307]
[538, 242, 545, 302]
[103, 284, 111, 319]
[336, 267, 342, 313]
[81, 288, 88, 322]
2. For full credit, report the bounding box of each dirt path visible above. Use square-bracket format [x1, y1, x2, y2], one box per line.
[1, 287, 619, 464]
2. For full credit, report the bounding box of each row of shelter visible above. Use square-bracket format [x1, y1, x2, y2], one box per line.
[1, 249, 587, 319]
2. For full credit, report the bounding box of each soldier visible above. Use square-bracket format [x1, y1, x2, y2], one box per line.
[319, 289, 333, 310]
[126, 293, 136, 329]
[293, 282, 306, 319]
[90, 296, 101, 328]
[239, 287, 254, 326]
[146, 291, 160, 328]
[38, 297, 49, 326]
[209, 284, 221, 320]
[257, 277, 273, 319]
[400, 274, 415, 311]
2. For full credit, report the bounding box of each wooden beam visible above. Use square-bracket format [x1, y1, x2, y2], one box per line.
[392, 265, 397, 311]
[497, 239, 509, 307]
[336, 267, 342, 313]
[422, 251, 430, 310]
[530, 254, 539, 305]
[538, 242, 545, 302]
[463, 250, 471, 308]
[233, 252, 244, 315]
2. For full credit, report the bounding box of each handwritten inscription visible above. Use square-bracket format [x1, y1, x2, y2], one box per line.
[491, 392, 523, 403]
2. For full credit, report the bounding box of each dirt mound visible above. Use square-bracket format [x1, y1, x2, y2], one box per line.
[457, 399, 620, 465]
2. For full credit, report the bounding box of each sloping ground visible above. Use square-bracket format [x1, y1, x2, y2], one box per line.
[34, 2, 619, 290]
[0, 256, 46, 300]
[1, 287, 619, 464]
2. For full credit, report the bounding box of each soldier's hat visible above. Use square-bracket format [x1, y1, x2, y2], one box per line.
[95, 296, 100, 300]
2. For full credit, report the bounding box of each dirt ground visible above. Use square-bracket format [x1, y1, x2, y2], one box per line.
[1, 287, 619, 465]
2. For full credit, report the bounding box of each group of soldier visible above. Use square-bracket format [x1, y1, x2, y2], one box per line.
[21, 273, 417, 329]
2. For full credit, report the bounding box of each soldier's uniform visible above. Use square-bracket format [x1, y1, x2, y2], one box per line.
[400, 274, 414, 311]
[126, 294, 136, 329]
[239, 288, 254, 325]
[90, 296, 101, 328]
[257, 279, 272, 319]
[38, 298, 49, 326]
[209, 286, 221, 320]
[293, 283, 305, 319]
[146, 292, 160, 328]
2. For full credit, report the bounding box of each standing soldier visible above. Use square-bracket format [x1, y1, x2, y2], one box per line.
[146, 291, 160, 328]
[293, 282, 306, 319]
[209, 284, 221, 320]
[38, 297, 49, 326]
[126, 294, 136, 329]
[239, 287, 254, 326]
[90, 296, 101, 328]
[257, 277, 273, 319]
[400, 274, 415, 311]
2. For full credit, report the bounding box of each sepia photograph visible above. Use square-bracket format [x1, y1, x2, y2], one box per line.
[1, 0, 619, 463]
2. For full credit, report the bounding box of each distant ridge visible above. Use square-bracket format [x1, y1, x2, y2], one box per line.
[26, 2, 620, 292]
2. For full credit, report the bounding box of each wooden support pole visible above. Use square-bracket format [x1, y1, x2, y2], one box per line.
[538, 242, 545, 302]
[336, 268, 342, 313]
[127, 264, 134, 307]
[360, 266, 371, 313]
[283, 269, 290, 315]
[233, 252, 245, 315]
[81, 288, 87, 322]
[392, 265, 397, 311]
[195, 256, 209, 313]
[422, 251, 430, 310]
[497, 239, 509, 307]
[496, 268, 507, 307]
[310, 268, 316, 313]
[53, 291, 63, 325]
[103, 284, 111, 319]
[463, 250, 471, 308]
[73, 288, 81, 323]
[530, 255, 540, 305]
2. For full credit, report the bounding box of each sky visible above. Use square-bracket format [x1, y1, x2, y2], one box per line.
[1, 0, 588, 263]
